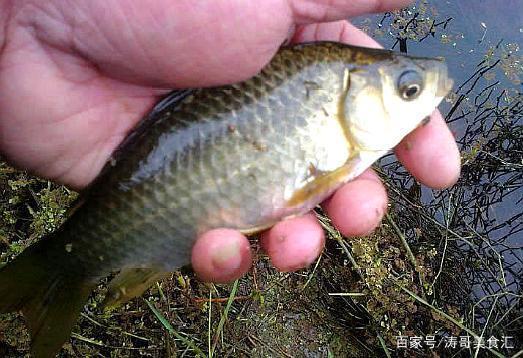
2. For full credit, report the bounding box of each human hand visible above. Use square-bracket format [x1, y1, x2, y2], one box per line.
[0, 0, 460, 283]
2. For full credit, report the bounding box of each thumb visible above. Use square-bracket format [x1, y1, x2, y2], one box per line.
[44, 0, 411, 87]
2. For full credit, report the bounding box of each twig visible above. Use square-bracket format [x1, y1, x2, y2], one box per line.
[71, 333, 148, 351]
[194, 295, 250, 304]
[211, 280, 239, 355]
[302, 253, 323, 290]
[385, 213, 427, 299]
[208, 289, 212, 358]
[377, 333, 392, 358]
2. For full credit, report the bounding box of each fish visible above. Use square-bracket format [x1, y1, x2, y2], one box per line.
[0, 41, 453, 357]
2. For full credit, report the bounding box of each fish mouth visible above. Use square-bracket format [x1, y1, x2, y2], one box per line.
[436, 65, 454, 97]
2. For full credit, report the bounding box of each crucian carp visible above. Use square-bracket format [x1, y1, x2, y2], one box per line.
[0, 42, 453, 357]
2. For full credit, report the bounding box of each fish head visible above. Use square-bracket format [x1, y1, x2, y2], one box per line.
[344, 53, 453, 152]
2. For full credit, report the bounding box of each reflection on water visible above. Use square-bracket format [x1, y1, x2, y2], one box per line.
[355, 0, 522, 351]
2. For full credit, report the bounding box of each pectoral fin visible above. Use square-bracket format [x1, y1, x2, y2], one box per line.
[286, 158, 361, 208]
[103, 268, 170, 308]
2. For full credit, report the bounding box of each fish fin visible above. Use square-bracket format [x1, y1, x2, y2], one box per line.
[285, 163, 356, 208]
[0, 243, 96, 358]
[103, 268, 170, 309]
[238, 223, 275, 235]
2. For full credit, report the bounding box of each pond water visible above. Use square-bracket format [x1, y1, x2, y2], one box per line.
[355, 0, 522, 345]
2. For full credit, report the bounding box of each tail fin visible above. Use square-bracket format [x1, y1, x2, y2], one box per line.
[0, 242, 96, 358]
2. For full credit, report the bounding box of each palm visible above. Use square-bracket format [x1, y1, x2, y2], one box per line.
[0, 68, 155, 188]
[0, 1, 289, 187]
[0, 2, 266, 188]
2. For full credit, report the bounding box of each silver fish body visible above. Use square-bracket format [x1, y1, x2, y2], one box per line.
[0, 42, 452, 357]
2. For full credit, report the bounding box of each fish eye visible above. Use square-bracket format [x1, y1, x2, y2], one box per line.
[397, 70, 423, 101]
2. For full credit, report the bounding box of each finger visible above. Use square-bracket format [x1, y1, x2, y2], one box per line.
[191, 229, 252, 283]
[291, 20, 382, 46]
[322, 168, 388, 237]
[289, 0, 413, 24]
[395, 110, 461, 189]
[58, 1, 411, 87]
[260, 213, 325, 271]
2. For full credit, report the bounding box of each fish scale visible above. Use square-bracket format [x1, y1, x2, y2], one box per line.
[66, 68, 338, 271]
[0, 41, 452, 357]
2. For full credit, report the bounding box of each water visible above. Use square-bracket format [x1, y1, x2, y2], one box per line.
[355, 0, 522, 347]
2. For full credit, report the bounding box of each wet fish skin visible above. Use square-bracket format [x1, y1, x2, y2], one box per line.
[0, 42, 452, 357]
[57, 43, 451, 274]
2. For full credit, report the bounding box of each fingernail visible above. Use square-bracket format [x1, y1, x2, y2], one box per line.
[212, 240, 241, 271]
